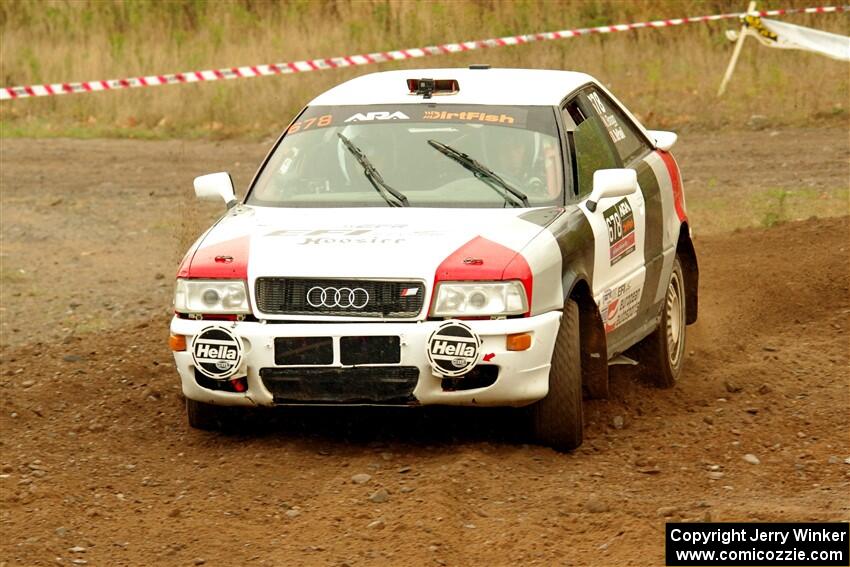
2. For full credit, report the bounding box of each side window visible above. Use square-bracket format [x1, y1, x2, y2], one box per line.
[585, 88, 651, 165]
[563, 94, 620, 198]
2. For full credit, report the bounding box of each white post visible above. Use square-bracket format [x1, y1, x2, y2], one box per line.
[717, 1, 757, 97]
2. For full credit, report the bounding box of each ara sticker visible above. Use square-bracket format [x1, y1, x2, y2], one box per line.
[426, 321, 482, 377]
[344, 111, 410, 122]
[191, 326, 244, 380]
[604, 197, 636, 265]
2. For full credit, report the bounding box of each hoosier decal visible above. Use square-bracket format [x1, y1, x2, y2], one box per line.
[191, 326, 244, 380]
[426, 321, 482, 377]
[265, 226, 444, 245]
[604, 198, 636, 265]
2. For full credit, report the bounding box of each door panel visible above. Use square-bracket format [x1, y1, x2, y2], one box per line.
[564, 90, 648, 350]
[583, 186, 647, 341]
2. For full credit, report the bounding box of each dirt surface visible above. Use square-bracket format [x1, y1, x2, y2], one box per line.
[1, 129, 849, 566]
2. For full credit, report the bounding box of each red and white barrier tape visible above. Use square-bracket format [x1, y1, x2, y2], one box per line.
[2, 5, 846, 101]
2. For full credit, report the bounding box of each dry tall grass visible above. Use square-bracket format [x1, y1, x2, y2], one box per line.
[1, 0, 848, 138]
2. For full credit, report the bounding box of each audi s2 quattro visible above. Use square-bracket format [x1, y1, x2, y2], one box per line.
[170, 67, 699, 451]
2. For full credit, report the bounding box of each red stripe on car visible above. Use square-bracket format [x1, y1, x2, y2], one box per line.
[178, 236, 250, 279]
[432, 236, 532, 316]
[657, 150, 687, 222]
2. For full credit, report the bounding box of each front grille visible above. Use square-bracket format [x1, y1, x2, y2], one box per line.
[340, 336, 400, 365]
[255, 278, 425, 318]
[274, 337, 333, 365]
[260, 366, 420, 404]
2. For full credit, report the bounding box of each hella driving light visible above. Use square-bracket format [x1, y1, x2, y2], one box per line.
[174, 279, 250, 314]
[432, 281, 528, 317]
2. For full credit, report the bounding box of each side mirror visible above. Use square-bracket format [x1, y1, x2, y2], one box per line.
[194, 172, 238, 209]
[647, 129, 678, 152]
[586, 169, 638, 213]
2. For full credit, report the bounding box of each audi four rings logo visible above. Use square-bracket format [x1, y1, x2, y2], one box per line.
[306, 286, 370, 309]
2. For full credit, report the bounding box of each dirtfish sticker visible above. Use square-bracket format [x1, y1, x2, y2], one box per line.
[604, 198, 636, 265]
[427, 321, 482, 377]
[191, 326, 244, 380]
[422, 110, 515, 124]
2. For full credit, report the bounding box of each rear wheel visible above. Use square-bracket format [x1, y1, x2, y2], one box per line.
[530, 298, 583, 451]
[186, 398, 240, 431]
[637, 256, 687, 387]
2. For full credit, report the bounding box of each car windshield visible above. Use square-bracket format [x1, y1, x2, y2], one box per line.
[247, 104, 563, 208]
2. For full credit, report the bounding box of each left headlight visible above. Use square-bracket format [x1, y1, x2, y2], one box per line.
[431, 281, 528, 317]
[174, 279, 251, 314]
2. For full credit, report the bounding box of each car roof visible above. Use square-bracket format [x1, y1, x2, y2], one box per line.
[308, 68, 596, 106]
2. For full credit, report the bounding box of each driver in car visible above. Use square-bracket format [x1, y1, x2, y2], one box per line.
[485, 129, 562, 200]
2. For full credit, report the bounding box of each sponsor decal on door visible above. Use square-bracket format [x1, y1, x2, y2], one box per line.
[599, 281, 643, 333]
[604, 198, 636, 266]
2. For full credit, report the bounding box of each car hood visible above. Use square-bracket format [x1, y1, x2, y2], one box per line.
[184, 205, 558, 277]
[178, 205, 562, 318]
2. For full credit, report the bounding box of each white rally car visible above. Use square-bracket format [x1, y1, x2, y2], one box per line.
[170, 67, 698, 451]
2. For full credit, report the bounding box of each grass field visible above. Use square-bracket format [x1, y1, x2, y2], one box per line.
[1, 0, 848, 139]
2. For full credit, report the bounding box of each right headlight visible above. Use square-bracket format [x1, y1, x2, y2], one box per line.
[431, 281, 528, 317]
[174, 279, 251, 314]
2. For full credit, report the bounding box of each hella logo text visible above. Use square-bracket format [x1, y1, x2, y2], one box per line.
[430, 340, 476, 358]
[195, 343, 239, 360]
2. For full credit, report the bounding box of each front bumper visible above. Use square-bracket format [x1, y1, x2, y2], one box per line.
[170, 311, 561, 408]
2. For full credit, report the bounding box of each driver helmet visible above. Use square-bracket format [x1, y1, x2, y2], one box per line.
[481, 127, 541, 182]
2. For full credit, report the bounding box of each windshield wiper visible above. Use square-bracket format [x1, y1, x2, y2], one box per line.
[427, 140, 530, 208]
[337, 133, 408, 207]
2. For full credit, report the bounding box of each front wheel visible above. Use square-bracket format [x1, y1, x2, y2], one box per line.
[636, 255, 687, 387]
[529, 298, 584, 451]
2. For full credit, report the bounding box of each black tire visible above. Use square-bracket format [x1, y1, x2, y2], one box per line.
[636, 255, 688, 388]
[530, 298, 584, 451]
[186, 398, 240, 432]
